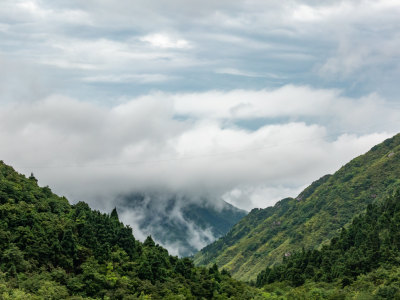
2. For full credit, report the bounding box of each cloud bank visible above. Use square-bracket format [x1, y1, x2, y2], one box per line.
[0, 86, 397, 210]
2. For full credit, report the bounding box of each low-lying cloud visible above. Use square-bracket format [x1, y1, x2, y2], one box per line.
[0, 86, 397, 211]
[115, 193, 221, 256]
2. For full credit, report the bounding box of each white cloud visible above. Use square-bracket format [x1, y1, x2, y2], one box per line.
[223, 185, 303, 210]
[172, 86, 398, 133]
[82, 73, 173, 83]
[0, 86, 397, 212]
[215, 68, 281, 78]
[140, 33, 191, 49]
[22, 35, 199, 77]
[12, 0, 91, 25]
[46, 38, 163, 69]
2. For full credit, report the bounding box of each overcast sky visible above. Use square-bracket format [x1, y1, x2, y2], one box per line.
[1, 0, 400, 211]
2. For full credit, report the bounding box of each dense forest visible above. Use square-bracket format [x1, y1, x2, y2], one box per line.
[255, 190, 400, 299]
[0, 161, 262, 299]
[195, 133, 400, 281]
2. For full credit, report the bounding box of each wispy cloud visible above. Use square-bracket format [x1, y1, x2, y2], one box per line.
[215, 68, 282, 79]
[1, 0, 399, 97]
[140, 33, 191, 49]
[82, 74, 173, 83]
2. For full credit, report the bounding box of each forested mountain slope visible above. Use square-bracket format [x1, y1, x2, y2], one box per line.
[116, 193, 246, 257]
[0, 161, 261, 299]
[255, 190, 400, 298]
[194, 133, 400, 281]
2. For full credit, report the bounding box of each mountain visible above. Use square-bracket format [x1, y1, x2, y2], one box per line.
[0, 161, 261, 299]
[194, 133, 400, 281]
[255, 190, 400, 298]
[115, 194, 247, 257]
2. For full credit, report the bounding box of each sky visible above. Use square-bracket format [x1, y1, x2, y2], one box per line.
[1, 0, 400, 213]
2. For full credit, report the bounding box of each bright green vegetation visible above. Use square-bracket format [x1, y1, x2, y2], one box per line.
[255, 190, 400, 299]
[116, 194, 246, 257]
[0, 161, 262, 299]
[194, 133, 400, 281]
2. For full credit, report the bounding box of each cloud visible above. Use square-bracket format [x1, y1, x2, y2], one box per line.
[1, 0, 400, 99]
[0, 86, 398, 212]
[140, 33, 191, 49]
[215, 68, 281, 79]
[172, 86, 398, 133]
[82, 74, 173, 84]
[14, 0, 91, 25]
[116, 194, 218, 256]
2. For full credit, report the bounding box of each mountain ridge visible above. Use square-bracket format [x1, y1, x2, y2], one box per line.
[194, 133, 400, 281]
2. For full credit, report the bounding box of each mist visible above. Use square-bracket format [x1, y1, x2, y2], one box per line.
[0, 88, 396, 213]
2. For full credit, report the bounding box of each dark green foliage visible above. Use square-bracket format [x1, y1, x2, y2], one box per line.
[256, 190, 400, 289]
[0, 161, 260, 299]
[195, 133, 400, 281]
[110, 207, 119, 220]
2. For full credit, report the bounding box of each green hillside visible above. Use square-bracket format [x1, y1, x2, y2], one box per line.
[194, 133, 400, 281]
[0, 161, 261, 299]
[255, 190, 400, 298]
[116, 194, 246, 257]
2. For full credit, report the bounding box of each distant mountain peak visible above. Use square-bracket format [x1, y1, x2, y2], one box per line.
[115, 192, 247, 257]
